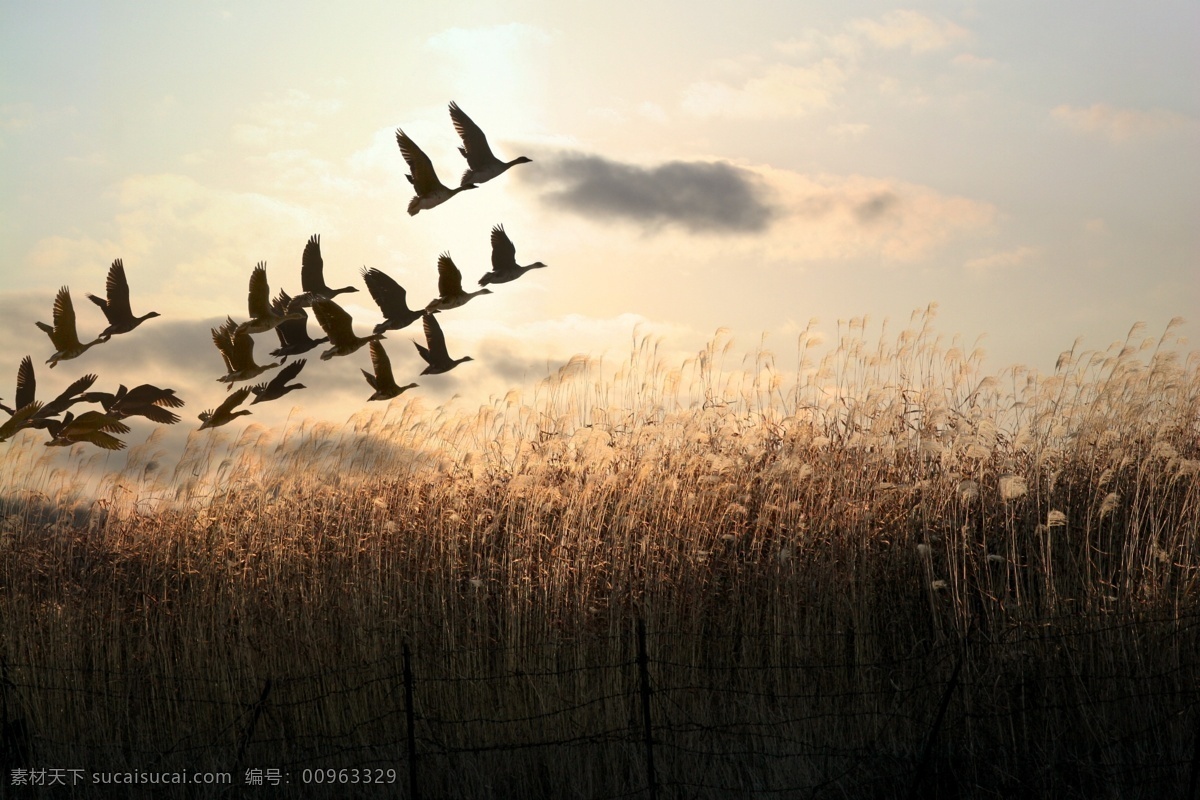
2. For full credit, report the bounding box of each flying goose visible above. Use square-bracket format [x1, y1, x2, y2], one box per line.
[44, 410, 130, 450]
[79, 384, 184, 424]
[35, 287, 106, 368]
[268, 290, 329, 360]
[237, 263, 302, 337]
[449, 101, 532, 187]
[415, 313, 473, 375]
[87, 259, 161, 340]
[425, 253, 492, 313]
[212, 317, 279, 389]
[362, 341, 417, 401]
[310, 299, 384, 361]
[479, 224, 548, 286]
[198, 387, 252, 430]
[297, 235, 358, 303]
[250, 359, 307, 404]
[361, 267, 423, 334]
[395, 128, 477, 216]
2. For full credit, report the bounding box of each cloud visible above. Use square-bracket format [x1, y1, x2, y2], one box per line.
[527, 152, 776, 234]
[964, 245, 1041, 272]
[759, 168, 997, 262]
[681, 61, 846, 119]
[1052, 103, 1194, 142]
[849, 10, 970, 53]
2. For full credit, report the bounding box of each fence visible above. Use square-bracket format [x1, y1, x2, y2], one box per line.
[3, 612, 1199, 798]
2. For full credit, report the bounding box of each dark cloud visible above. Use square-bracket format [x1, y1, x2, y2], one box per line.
[854, 192, 900, 223]
[524, 151, 776, 234]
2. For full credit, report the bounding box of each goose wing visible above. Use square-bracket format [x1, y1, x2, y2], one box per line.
[105, 259, 133, 320]
[14, 356, 35, 411]
[436, 254, 465, 298]
[247, 262, 272, 319]
[270, 358, 306, 389]
[228, 324, 259, 369]
[211, 318, 238, 372]
[490, 224, 518, 272]
[51, 287, 81, 348]
[395, 129, 444, 195]
[42, 373, 99, 417]
[311, 299, 355, 345]
[361, 268, 413, 317]
[368, 340, 396, 390]
[301, 235, 327, 294]
[421, 313, 450, 362]
[272, 290, 311, 345]
[0, 401, 43, 441]
[214, 386, 251, 417]
[449, 102, 497, 169]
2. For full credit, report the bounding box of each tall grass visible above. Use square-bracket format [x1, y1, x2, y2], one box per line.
[1, 308, 1197, 797]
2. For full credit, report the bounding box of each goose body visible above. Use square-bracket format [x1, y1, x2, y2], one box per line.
[415, 313, 473, 375]
[311, 299, 384, 361]
[425, 253, 492, 313]
[44, 410, 130, 450]
[362, 340, 418, 401]
[212, 317, 279, 389]
[237, 263, 301, 337]
[198, 387, 252, 430]
[269, 290, 328, 360]
[250, 359, 307, 404]
[87, 259, 160, 339]
[396, 128, 477, 215]
[362, 267, 423, 334]
[79, 383, 183, 424]
[479, 224, 548, 286]
[35, 287, 106, 368]
[449, 101, 531, 187]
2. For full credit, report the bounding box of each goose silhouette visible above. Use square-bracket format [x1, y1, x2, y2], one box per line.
[250, 359, 307, 404]
[268, 290, 329, 360]
[449, 102, 532, 187]
[479, 224, 548, 286]
[415, 313, 473, 375]
[237, 263, 302, 337]
[362, 340, 418, 401]
[87, 259, 160, 340]
[35, 287, 106, 368]
[396, 128, 476, 215]
[426, 253, 492, 313]
[198, 387, 252, 430]
[212, 316, 279, 389]
[361, 267, 423, 334]
[310, 299, 384, 361]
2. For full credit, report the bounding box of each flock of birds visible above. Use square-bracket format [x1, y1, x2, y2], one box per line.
[0, 102, 544, 450]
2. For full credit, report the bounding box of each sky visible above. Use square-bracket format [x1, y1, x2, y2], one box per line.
[1, 1, 1197, 454]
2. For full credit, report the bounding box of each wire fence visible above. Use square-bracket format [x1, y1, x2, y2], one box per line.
[3, 611, 1199, 798]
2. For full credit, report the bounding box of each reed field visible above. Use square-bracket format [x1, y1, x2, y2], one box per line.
[2, 308, 1198, 798]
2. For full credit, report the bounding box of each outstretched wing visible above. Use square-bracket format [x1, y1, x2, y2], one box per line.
[449, 101, 497, 169]
[490, 224, 517, 272]
[362, 267, 412, 317]
[436, 254, 465, 298]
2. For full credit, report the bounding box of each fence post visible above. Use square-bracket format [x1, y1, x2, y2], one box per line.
[403, 642, 420, 800]
[636, 619, 658, 800]
[905, 650, 964, 800]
